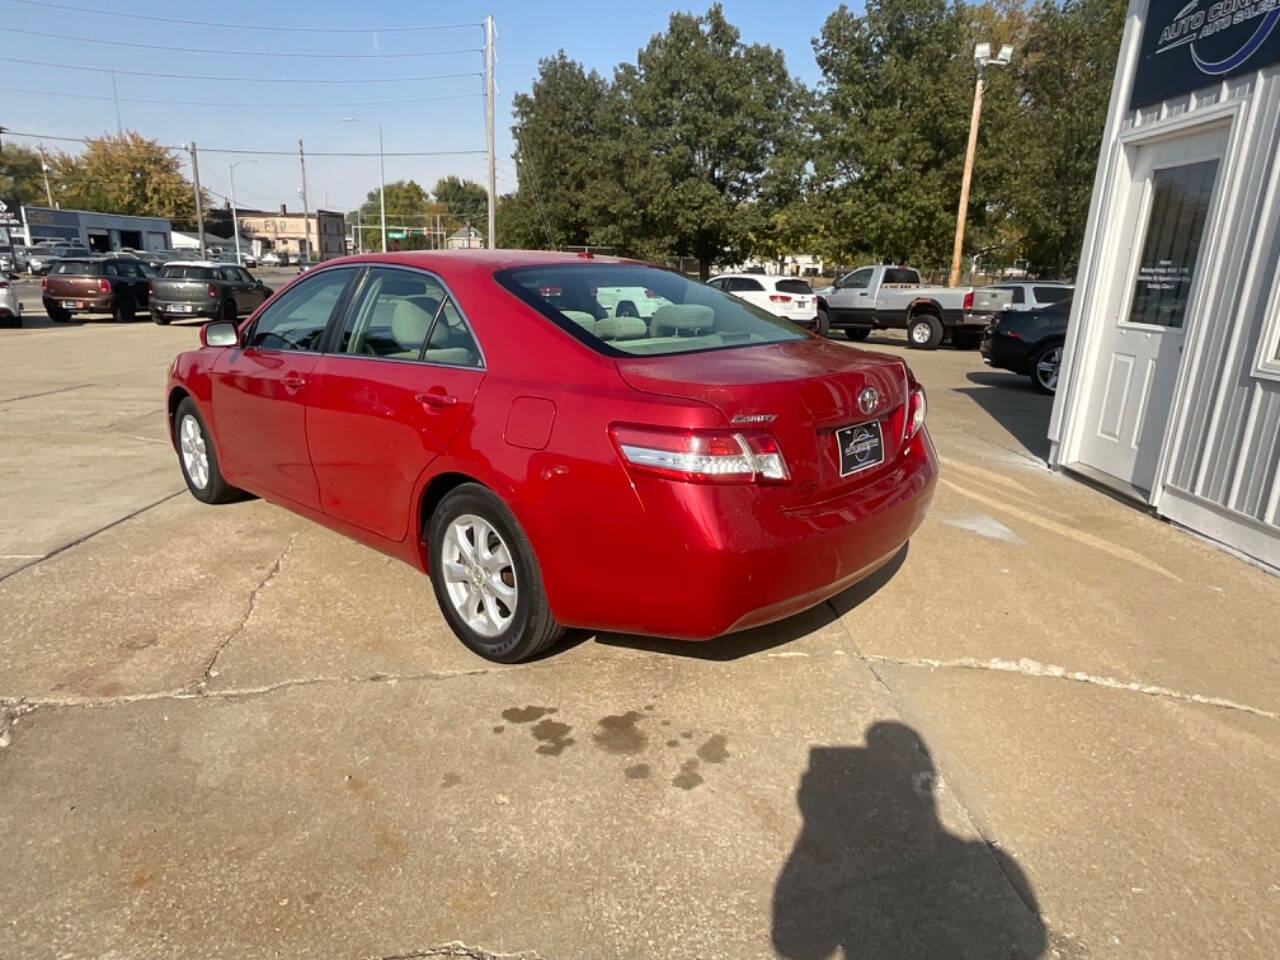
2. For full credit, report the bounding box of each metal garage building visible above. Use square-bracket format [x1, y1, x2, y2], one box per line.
[1049, 0, 1280, 571]
[21, 206, 171, 252]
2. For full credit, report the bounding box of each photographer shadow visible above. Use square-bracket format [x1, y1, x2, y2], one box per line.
[772, 722, 1047, 959]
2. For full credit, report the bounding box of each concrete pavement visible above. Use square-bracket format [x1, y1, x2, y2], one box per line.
[1, 320, 1277, 958]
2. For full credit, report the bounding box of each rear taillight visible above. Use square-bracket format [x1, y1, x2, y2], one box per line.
[208, 284, 218, 298]
[0, 280, 8, 289]
[148, 282, 154, 296]
[610, 425, 790, 484]
[962, 290, 974, 311]
[906, 386, 927, 440]
[41, 276, 48, 291]
[643, 289, 657, 298]
[98, 278, 110, 293]
[769, 294, 792, 303]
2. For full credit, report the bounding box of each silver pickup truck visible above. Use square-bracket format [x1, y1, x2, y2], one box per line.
[815, 265, 1012, 349]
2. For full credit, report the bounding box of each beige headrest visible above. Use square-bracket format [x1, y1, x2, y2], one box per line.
[390, 298, 434, 350]
[652, 304, 715, 336]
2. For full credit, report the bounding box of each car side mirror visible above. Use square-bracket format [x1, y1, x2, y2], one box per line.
[202, 321, 239, 348]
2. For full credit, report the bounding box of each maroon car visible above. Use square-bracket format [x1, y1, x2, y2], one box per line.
[42, 257, 154, 322]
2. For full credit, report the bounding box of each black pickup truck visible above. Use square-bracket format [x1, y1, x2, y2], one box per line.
[149, 261, 272, 325]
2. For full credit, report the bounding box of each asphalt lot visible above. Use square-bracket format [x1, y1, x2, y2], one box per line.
[2, 314, 1278, 959]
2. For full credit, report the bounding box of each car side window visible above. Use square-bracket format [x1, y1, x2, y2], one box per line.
[844, 268, 873, 289]
[1033, 286, 1071, 304]
[425, 296, 482, 367]
[338, 267, 448, 358]
[103, 261, 119, 277]
[218, 266, 240, 282]
[236, 268, 255, 284]
[1008, 287, 1025, 304]
[738, 278, 765, 292]
[246, 267, 356, 352]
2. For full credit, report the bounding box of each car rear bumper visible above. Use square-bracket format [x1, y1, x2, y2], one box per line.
[151, 300, 220, 318]
[539, 428, 938, 640]
[979, 331, 1034, 372]
[43, 295, 113, 313]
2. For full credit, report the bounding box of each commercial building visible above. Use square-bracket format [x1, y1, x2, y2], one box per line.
[233, 205, 345, 261]
[20, 206, 171, 252]
[1049, 0, 1280, 570]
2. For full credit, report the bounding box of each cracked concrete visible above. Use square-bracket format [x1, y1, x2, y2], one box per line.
[2, 323, 1278, 959]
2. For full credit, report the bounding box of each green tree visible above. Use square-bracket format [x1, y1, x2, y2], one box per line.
[48, 132, 206, 226]
[1014, 0, 1126, 276]
[431, 175, 488, 233]
[353, 179, 429, 249]
[0, 144, 48, 207]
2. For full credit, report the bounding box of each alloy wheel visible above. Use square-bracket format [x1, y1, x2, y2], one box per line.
[441, 513, 518, 638]
[179, 414, 209, 489]
[1036, 346, 1062, 392]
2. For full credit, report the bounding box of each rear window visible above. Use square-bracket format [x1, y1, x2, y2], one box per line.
[161, 265, 216, 280]
[496, 264, 807, 357]
[775, 279, 813, 295]
[882, 268, 920, 285]
[51, 260, 103, 275]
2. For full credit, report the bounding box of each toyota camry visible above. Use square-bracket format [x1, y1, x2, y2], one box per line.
[166, 251, 937, 662]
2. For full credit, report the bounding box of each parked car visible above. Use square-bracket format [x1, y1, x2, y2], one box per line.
[28, 244, 91, 276]
[814, 265, 1012, 348]
[0, 251, 12, 273]
[260, 251, 282, 266]
[980, 297, 1072, 394]
[41, 257, 154, 322]
[982, 281, 1073, 312]
[11, 245, 34, 273]
[149, 261, 272, 324]
[707, 274, 820, 330]
[0, 273, 22, 326]
[167, 251, 937, 663]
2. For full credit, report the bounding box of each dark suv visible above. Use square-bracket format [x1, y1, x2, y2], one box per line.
[42, 257, 154, 322]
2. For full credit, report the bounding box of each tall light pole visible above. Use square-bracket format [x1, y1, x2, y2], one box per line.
[484, 14, 496, 250]
[341, 117, 386, 252]
[948, 42, 1012, 288]
[228, 159, 256, 266]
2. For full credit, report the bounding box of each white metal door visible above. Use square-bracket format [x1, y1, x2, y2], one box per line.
[1074, 126, 1226, 494]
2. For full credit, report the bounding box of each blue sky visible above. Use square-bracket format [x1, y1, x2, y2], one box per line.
[0, 0, 846, 218]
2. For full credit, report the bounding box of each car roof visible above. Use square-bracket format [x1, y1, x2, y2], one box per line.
[163, 260, 228, 267]
[313, 249, 649, 277]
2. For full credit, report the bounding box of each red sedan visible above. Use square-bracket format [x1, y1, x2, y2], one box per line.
[166, 251, 937, 662]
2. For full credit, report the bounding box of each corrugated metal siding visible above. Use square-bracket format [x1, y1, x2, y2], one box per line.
[1157, 71, 1280, 529]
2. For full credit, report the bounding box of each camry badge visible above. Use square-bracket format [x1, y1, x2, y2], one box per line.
[731, 413, 777, 424]
[857, 387, 879, 416]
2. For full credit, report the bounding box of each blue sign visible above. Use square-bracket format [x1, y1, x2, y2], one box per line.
[1131, 0, 1280, 109]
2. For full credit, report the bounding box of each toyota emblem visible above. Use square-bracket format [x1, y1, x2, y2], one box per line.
[857, 387, 879, 416]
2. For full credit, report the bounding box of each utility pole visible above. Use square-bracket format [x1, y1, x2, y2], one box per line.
[485, 13, 496, 250]
[949, 42, 1012, 288]
[37, 143, 54, 207]
[187, 141, 206, 259]
[228, 159, 256, 267]
[110, 70, 123, 136]
[356, 205, 362, 254]
[298, 139, 310, 263]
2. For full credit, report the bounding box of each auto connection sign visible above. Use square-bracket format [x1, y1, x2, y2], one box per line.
[1131, 0, 1280, 108]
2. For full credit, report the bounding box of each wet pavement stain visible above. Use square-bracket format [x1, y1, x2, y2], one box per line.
[441, 773, 462, 788]
[696, 734, 729, 764]
[624, 763, 651, 780]
[502, 705, 558, 724]
[531, 718, 575, 756]
[643, 704, 656, 711]
[666, 739, 679, 748]
[680, 730, 694, 740]
[660, 719, 671, 726]
[592, 711, 648, 754]
[672, 758, 703, 790]
[491, 725, 505, 734]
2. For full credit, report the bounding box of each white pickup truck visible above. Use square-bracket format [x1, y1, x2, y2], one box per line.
[815, 265, 1012, 349]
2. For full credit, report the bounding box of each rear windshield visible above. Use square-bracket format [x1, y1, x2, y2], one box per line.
[775, 279, 813, 295]
[51, 260, 103, 275]
[161, 265, 216, 280]
[883, 268, 920, 285]
[496, 264, 808, 357]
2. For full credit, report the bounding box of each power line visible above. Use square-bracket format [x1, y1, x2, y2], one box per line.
[0, 86, 483, 110]
[2, 129, 486, 158]
[0, 56, 481, 85]
[6, 0, 484, 33]
[5, 27, 483, 60]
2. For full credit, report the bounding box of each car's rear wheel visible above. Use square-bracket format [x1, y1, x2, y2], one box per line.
[907, 313, 944, 350]
[950, 330, 981, 350]
[1030, 342, 1063, 394]
[221, 300, 237, 323]
[45, 304, 70, 323]
[846, 327, 871, 341]
[152, 309, 170, 326]
[112, 298, 136, 323]
[428, 483, 564, 663]
[174, 398, 240, 504]
[816, 308, 830, 338]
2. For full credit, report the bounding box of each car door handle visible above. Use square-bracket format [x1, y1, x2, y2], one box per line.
[415, 390, 457, 409]
[282, 374, 307, 390]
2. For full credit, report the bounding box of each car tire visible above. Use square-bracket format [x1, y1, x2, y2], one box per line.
[112, 297, 136, 323]
[152, 309, 170, 326]
[428, 483, 565, 664]
[846, 327, 871, 341]
[1030, 341, 1063, 394]
[816, 308, 830, 338]
[45, 304, 70, 323]
[951, 330, 981, 350]
[907, 313, 944, 350]
[221, 300, 237, 323]
[174, 398, 241, 504]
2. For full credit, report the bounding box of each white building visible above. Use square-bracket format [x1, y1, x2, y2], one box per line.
[1049, 0, 1280, 571]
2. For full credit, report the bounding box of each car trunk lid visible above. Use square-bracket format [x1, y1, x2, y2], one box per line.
[45, 267, 107, 301]
[615, 339, 912, 503]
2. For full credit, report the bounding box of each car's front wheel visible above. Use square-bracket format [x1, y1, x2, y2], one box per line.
[1030, 342, 1063, 394]
[428, 483, 564, 663]
[816, 308, 830, 338]
[174, 398, 241, 504]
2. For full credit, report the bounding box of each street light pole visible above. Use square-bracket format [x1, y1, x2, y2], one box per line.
[340, 117, 386, 253]
[948, 43, 1012, 288]
[485, 13, 496, 250]
[228, 159, 256, 266]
